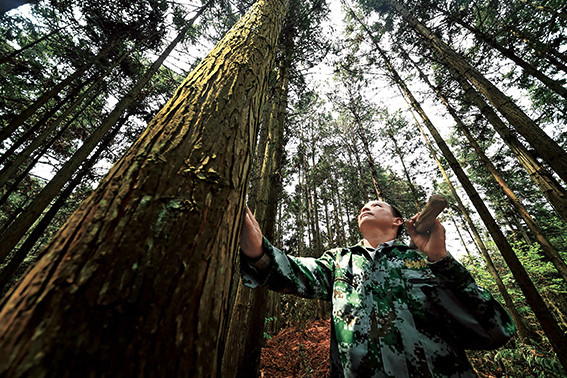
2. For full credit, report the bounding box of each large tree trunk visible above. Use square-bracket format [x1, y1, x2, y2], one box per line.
[385, 0, 567, 184]
[375, 45, 567, 366]
[0, 1, 288, 376]
[221, 59, 290, 378]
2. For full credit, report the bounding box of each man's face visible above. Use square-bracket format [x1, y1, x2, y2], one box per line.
[357, 201, 401, 234]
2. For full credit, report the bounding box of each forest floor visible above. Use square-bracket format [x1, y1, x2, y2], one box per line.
[259, 318, 508, 377]
[260, 319, 330, 377]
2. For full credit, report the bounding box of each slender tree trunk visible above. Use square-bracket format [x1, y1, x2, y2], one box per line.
[0, 42, 117, 144]
[302, 147, 316, 250]
[350, 13, 543, 342]
[385, 0, 567, 183]
[0, 0, 288, 376]
[0, 13, 206, 264]
[296, 158, 306, 253]
[247, 94, 273, 213]
[441, 9, 567, 99]
[345, 91, 384, 201]
[0, 28, 61, 65]
[308, 131, 330, 319]
[502, 23, 567, 69]
[398, 39, 567, 222]
[459, 212, 483, 256]
[0, 49, 129, 182]
[0, 118, 125, 294]
[0, 92, 98, 208]
[406, 51, 567, 285]
[324, 189, 334, 247]
[449, 212, 474, 264]
[381, 47, 567, 361]
[331, 182, 346, 246]
[388, 132, 421, 212]
[0, 79, 84, 168]
[310, 140, 323, 253]
[497, 204, 530, 244]
[415, 122, 536, 342]
[448, 63, 567, 222]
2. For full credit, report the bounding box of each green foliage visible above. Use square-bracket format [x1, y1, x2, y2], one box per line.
[467, 341, 566, 377]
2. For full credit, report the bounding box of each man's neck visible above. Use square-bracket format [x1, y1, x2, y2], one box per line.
[362, 231, 396, 249]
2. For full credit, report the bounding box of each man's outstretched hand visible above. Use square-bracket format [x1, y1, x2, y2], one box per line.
[406, 213, 448, 262]
[240, 206, 264, 259]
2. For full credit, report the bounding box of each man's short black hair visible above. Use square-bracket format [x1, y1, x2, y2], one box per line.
[389, 204, 404, 239]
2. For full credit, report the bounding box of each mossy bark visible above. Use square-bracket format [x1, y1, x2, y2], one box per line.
[0, 0, 288, 376]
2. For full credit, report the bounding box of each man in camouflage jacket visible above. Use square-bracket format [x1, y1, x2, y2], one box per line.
[239, 201, 515, 377]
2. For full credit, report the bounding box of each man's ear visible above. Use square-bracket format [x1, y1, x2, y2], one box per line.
[393, 217, 403, 226]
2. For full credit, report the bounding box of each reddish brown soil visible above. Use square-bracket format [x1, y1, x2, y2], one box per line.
[260, 319, 331, 377]
[260, 319, 510, 377]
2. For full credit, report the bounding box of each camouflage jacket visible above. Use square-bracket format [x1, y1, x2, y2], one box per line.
[241, 238, 515, 377]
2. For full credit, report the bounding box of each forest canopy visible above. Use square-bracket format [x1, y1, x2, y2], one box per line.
[0, 0, 566, 376]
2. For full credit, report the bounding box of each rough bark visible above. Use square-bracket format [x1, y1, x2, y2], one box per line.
[0, 0, 288, 376]
[221, 59, 290, 378]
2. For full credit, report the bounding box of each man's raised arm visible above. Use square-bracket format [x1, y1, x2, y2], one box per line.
[239, 207, 334, 300]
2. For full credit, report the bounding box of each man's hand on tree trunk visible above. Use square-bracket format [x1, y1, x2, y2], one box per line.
[240, 206, 264, 259]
